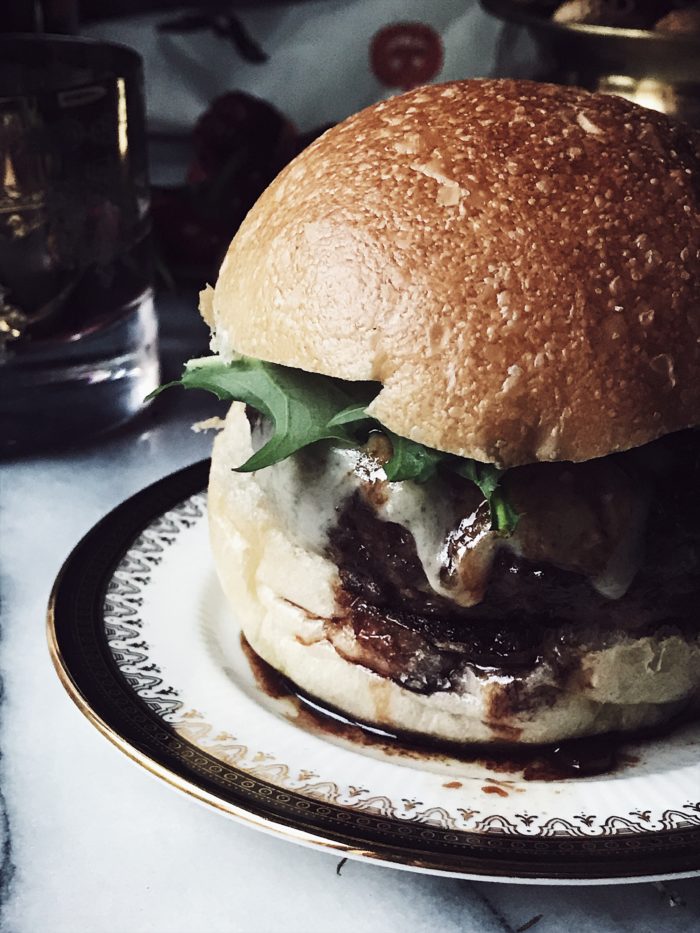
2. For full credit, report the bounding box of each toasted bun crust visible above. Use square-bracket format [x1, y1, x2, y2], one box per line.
[210, 79, 700, 468]
[208, 405, 700, 745]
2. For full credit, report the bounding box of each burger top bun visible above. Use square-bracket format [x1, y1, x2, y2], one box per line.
[210, 79, 700, 468]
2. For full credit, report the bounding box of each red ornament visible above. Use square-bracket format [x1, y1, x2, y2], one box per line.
[370, 22, 444, 91]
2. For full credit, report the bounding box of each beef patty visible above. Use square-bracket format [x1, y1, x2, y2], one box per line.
[324, 429, 700, 693]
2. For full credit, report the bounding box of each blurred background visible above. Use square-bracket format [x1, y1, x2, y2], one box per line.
[1, 0, 698, 452]
[79, 0, 537, 289]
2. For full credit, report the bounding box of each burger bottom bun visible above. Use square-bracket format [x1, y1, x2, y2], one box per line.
[208, 404, 700, 746]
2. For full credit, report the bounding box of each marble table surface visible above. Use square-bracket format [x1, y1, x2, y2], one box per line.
[2, 296, 700, 933]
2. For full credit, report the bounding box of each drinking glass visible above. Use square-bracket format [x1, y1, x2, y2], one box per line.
[0, 36, 158, 454]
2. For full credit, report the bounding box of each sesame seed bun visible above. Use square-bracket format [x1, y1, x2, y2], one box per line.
[210, 78, 700, 468]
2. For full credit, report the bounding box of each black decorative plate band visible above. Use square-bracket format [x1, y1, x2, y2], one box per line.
[48, 460, 700, 880]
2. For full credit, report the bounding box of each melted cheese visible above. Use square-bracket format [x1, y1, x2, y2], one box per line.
[375, 478, 466, 602]
[253, 445, 367, 555]
[589, 491, 649, 599]
[251, 438, 648, 606]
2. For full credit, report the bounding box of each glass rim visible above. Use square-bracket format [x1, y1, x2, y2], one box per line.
[0, 33, 143, 97]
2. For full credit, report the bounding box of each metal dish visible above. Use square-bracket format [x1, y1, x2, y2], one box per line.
[482, 0, 700, 126]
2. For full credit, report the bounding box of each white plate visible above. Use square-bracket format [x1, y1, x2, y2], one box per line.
[48, 461, 700, 884]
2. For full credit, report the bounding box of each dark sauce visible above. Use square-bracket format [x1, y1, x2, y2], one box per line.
[240, 634, 644, 781]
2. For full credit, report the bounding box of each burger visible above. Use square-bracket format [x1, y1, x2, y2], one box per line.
[162, 79, 700, 747]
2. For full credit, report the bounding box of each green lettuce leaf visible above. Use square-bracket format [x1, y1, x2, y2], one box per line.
[382, 430, 443, 484]
[154, 356, 519, 533]
[450, 459, 503, 500]
[449, 458, 519, 531]
[488, 487, 520, 534]
[152, 357, 377, 472]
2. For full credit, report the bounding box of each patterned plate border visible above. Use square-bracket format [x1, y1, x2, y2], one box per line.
[47, 460, 700, 882]
[103, 491, 700, 842]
